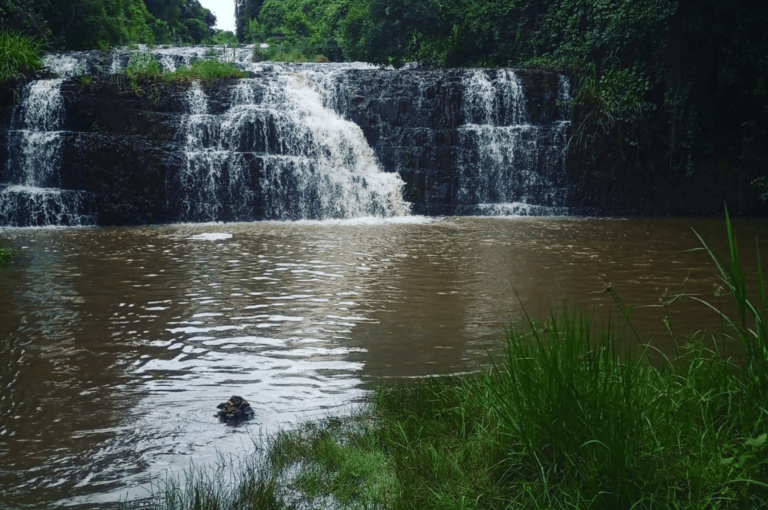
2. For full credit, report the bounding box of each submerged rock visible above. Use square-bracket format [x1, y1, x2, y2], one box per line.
[214, 395, 255, 422]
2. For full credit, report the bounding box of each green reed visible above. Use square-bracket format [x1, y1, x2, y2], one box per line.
[120, 452, 283, 510]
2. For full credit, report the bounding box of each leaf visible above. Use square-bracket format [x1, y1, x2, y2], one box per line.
[745, 433, 767, 448]
[738, 452, 755, 467]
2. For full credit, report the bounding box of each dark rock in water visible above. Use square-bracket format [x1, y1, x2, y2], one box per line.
[214, 395, 255, 422]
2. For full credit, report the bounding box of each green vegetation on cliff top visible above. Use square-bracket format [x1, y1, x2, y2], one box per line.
[122, 214, 768, 509]
[124, 50, 248, 82]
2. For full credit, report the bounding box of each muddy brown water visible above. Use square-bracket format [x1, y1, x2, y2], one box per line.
[1, 216, 766, 508]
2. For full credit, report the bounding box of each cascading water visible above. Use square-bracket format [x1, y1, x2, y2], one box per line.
[1, 46, 571, 225]
[456, 69, 569, 215]
[0, 79, 96, 227]
[176, 71, 410, 222]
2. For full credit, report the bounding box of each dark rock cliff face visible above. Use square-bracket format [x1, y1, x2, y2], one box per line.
[0, 67, 570, 225]
[59, 78, 188, 225]
[1, 58, 764, 226]
[327, 68, 567, 214]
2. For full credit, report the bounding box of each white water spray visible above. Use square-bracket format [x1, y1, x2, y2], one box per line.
[177, 73, 410, 222]
[456, 69, 569, 214]
[0, 80, 96, 226]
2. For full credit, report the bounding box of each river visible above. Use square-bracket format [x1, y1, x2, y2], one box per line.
[1, 216, 766, 508]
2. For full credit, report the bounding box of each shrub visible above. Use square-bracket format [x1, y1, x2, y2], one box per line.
[126, 51, 162, 78]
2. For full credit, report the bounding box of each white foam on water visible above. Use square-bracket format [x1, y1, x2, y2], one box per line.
[188, 233, 233, 241]
[463, 202, 570, 217]
[42, 53, 87, 78]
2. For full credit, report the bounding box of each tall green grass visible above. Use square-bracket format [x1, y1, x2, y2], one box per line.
[120, 454, 283, 510]
[124, 51, 247, 84]
[0, 29, 43, 82]
[122, 214, 768, 509]
[167, 59, 247, 82]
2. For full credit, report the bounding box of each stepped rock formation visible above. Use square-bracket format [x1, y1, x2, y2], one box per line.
[0, 48, 571, 226]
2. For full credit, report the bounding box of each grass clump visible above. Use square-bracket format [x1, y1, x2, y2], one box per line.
[125, 212, 768, 509]
[0, 29, 43, 82]
[268, 415, 401, 508]
[126, 51, 163, 78]
[166, 58, 247, 83]
[123, 50, 247, 85]
[119, 454, 284, 510]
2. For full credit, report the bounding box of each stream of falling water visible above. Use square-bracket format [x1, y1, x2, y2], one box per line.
[0, 79, 96, 227]
[2, 48, 572, 226]
[178, 74, 410, 222]
[456, 69, 569, 215]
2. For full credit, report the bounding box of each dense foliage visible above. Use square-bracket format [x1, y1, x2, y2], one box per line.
[244, 0, 768, 212]
[0, 0, 217, 50]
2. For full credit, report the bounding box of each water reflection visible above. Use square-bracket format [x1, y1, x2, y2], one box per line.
[0, 217, 765, 508]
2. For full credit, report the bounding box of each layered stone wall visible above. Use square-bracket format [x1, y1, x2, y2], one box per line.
[0, 68, 566, 225]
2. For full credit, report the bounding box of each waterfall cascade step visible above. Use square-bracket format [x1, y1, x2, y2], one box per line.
[1, 78, 95, 227]
[0, 186, 97, 227]
[1, 47, 571, 226]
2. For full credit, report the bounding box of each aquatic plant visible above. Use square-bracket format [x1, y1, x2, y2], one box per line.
[0, 246, 13, 265]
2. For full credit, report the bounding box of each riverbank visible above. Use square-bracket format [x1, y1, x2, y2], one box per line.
[120, 215, 768, 509]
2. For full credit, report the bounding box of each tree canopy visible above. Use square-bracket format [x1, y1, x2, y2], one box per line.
[0, 0, 217, 50]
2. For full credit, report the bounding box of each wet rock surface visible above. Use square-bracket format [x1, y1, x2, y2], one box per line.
[214, 395, 255, 422]
[0, 66, 570, 225]
[328, 68, 568, 215]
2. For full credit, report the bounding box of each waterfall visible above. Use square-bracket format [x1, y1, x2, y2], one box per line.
[0, 80, 96, 227]
[6, 80, 65, 187]
[456, 69, 569, 216]
[176, 73, 410, 222]
[1, 46, 572, 225]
